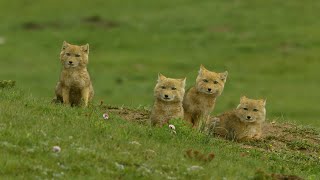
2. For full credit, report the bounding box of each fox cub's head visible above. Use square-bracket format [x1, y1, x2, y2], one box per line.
[154, 74, 186, 102]
[236, 96, 266, 123]
[196, 65, 228, 96]
[60, 41, 89, 69]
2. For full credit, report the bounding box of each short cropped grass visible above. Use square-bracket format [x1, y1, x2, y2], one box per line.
[1, 0, 320, 178]
[0, 0, 320, 126]
[1, 88, 319, 179]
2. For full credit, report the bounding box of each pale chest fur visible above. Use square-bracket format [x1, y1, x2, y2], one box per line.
[185, 87, 216, 115]
[229, 117, 262, 139]
[60, 69, 90, 88]
[152, 101, 184, 122]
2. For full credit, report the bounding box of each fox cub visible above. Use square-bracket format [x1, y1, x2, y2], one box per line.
[183, 65, 228, 128]
[54, 41, 94, 107]
[150, 74, 186, 126]
[208, 96, 266, 141]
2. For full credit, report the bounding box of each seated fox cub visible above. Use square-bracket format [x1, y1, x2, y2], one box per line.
[54, 41, 94, 107]
[208, 96, 266, 141]
[183, 65, 228, 128]
[150, 74, 186, 126]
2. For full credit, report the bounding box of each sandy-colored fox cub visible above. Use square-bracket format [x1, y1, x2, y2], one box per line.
[150, 74, 186, 126]
[208, 96, 266, 141]
[54, 41, 94, 107]
[183, 65, 228, 128]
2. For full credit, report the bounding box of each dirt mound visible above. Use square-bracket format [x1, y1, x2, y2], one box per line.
[102, 107, 320, 156]
[242, 122, 320, 157]
[103, 105, 150, 124]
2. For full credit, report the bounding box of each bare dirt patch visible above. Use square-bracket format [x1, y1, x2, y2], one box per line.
[100, 106, 320, 157]
[241, 122, 320, 157]
[102, 105, 150, 124]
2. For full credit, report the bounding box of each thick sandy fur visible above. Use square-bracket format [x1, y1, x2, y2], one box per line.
[209, 96, 266, 141]
[54, 41, 94, 107]
[150, 74, 186, 126]
[183, 65, 228, 128]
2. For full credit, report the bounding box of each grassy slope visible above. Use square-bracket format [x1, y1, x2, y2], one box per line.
[1, 89, 319, 179]
[0, 0, 319, 126]
[1, 0, 320, 178]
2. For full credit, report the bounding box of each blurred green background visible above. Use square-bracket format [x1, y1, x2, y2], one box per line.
[0, 0, 319, 127]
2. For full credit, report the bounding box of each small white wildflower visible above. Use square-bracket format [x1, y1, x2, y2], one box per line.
[52, 146, 61, 153]
[103, 113, 109, 120]
[169, 124, 175, 130]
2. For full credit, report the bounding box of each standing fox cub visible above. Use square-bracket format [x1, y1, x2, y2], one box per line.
[150, 74, 186, 126]
[208, 96, 266, 141]
[183, 65, 228, 128]
[54, 41, 94, 107]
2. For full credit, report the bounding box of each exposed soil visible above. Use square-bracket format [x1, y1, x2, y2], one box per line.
[102, 105, 150, 124]
[101, 107, 320, 157]
[241, 122, 320, 157]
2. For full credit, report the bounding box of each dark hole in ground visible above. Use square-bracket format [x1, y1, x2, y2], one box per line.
[21, 21, 63, 30]
[82, 15, 120, 29]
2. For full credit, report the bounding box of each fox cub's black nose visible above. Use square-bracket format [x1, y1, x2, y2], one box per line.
[69, 61, 73, 64]
[164, 95, 169, 98]
[247, 116, 251, 119]
[208, 88, 212, 92]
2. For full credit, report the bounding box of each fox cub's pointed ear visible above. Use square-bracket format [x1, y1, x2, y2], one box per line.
[158, 73, 166, 82]
[240, 96, 247, 103]
[181, 77, 186, 88]
[260, 99, 266, 106]
[220, 71, 228, 82]
[82, 43, 89, 54]
[62, 41, 69, 50]
[199, 64, 207, 75]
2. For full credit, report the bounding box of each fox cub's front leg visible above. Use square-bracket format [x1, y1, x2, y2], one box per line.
[81, 87, 90, 107]
[62, 87, 70, 105]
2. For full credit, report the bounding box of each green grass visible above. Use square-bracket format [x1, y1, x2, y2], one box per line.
[1, 0, 320, 125]
[1, 88, 319, 179]
[1, 0, 320, 178]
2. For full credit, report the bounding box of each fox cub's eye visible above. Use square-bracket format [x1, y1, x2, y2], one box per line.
[171, 87, 176, 90]
[253, 109, 259, 112]
[213, 80, 219, 84]
[66, 53, 71, 56]
[203, 79, 208, 83]
[243, 108, 248, 111]
[75, 54, 80, 57]
[161, 86, 166, 89]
